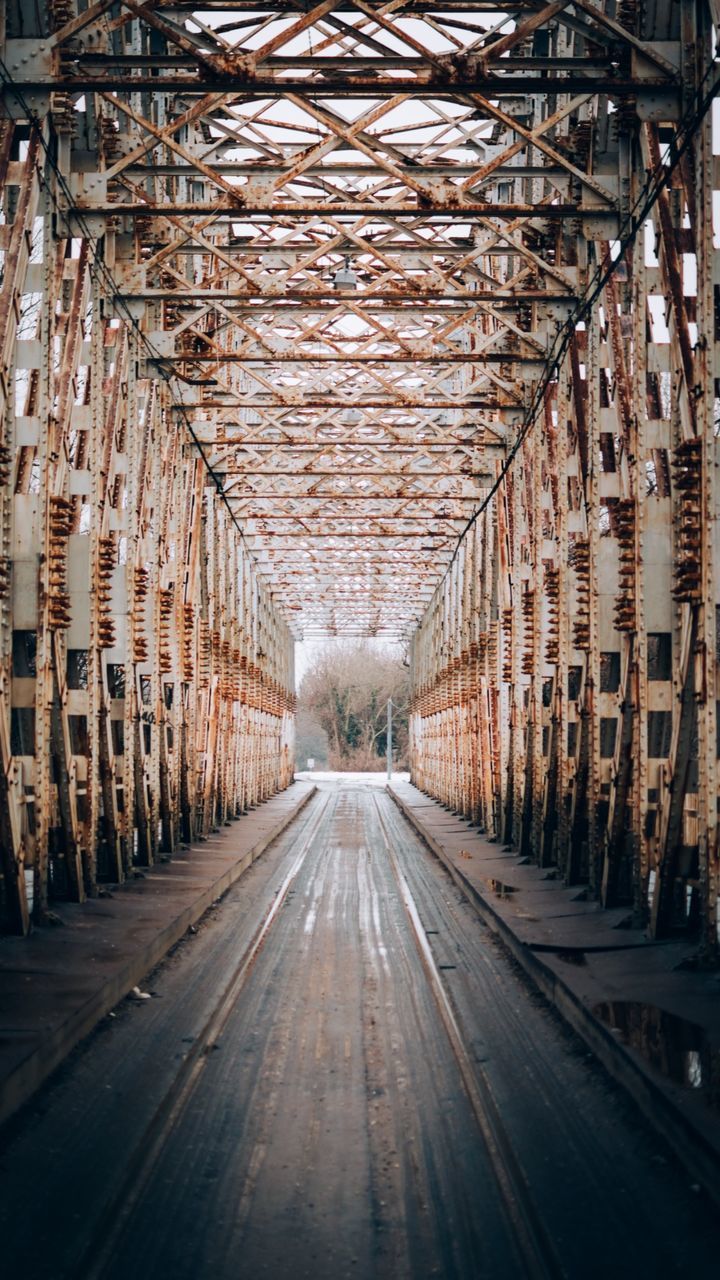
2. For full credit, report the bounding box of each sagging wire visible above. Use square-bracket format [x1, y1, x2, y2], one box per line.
[437, 51, 720, 591]
[0, 54, 265, 581]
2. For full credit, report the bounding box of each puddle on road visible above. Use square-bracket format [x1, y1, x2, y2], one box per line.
[485, 879, 518, 899]
[594, 1001, 720, 1112]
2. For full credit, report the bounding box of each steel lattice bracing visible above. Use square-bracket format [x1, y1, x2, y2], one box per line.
[0, 1, 718, 953]
[2, 0, 645, 639]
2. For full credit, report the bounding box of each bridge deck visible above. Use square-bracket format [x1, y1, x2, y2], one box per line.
[1, 779, 718, 1279]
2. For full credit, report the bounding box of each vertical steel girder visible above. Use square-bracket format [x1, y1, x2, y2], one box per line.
[0, 2, 718, 959]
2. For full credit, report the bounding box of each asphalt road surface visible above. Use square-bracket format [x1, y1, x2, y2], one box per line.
[2, 779, 719, 1280]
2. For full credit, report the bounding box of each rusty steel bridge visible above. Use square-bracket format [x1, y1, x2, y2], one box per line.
[0, 0, 718, 963]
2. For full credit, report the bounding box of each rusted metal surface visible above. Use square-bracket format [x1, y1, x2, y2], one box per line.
[0, 1, 718, 957]
[408, 1, 720, 960]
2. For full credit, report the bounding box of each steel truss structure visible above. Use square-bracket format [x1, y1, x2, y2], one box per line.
[0, 1, 718, 955]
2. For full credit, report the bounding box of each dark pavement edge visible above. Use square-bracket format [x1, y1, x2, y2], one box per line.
[387, 783, 720, 1209]
[0, 782, 317, 1129]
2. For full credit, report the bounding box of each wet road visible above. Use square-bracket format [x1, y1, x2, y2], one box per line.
[1, 780, 719, 1279]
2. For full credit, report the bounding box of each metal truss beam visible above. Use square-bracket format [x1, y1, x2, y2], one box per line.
[1, 0, 718, 966]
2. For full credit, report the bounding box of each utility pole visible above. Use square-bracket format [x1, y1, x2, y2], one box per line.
[386, 699, 393, 781]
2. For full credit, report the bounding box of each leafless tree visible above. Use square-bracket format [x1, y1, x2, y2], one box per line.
[299, 642, 409, 770]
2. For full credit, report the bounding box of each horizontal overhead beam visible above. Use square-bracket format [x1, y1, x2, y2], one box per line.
[204, 439, 499, 448]
[165, 352, 544, 364]
[257, 570, 440, 578]
[11, 74, 670, 95]
[227, 492, 483, 500]
[249, 546, 452, 552]
[142, 242, 569, 257]
[245, 530, 460, 537]
[67, 1, 624, 9]
[77, 202, 617, 219]
[125, 162, 574, 179]
[239, 507, 470, 512]
[123, 291, 575, 305]
[218, 467, 488, 475]
[256, 552, 446, 559]
[176, 400, 509, 408]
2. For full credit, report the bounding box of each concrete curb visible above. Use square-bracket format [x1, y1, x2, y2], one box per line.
[0, 784, 317, 1130]
[388, 784, 720, 1207]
